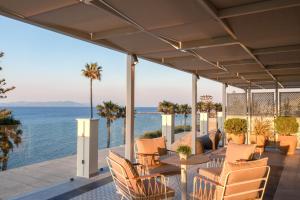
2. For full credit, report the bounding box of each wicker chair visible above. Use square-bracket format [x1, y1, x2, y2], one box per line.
[192, 158, 270, 200]
[135, 137, 180, 176]
[107, 151, 175, 200]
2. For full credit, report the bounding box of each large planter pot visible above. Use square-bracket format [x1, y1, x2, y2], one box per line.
[230, 134, 245, 144]
[279, 135, 298, 155]
[250, 135, 266, 153]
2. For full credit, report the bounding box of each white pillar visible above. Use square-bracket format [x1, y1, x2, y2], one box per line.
[247, 87, 252, 144]
[222, 83, 227, 146]
[125, 54, 135, 161]
[275, 82, 279, 141]
[222, 83, 227, 131]
[217, 112, 223, 131]
[76, 118, 99, 178]
[275, 83, 279, 117]
[162, 114, 174, 149]
[199, 112, 208, 135]
[191, 74, 198, 154]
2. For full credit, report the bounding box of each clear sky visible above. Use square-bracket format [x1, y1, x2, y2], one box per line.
[0, 16, 240, 107]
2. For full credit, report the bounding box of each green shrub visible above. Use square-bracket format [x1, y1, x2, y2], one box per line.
[274, 116, 299, 136]
[141, 125, 191, 139]
[176, 145, 191, 156]
[224, 118, 247, 135]
[141, 130, 162, 139]
[174, 125, 191, 134]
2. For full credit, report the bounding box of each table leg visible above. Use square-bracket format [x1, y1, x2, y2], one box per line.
[181, 164, 187, 200]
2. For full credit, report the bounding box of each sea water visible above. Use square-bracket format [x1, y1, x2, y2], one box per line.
[4, 107, 190, 169]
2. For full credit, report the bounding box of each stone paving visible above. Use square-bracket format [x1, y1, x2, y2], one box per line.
[0, 146, 124, 200]
[2, 140, 300, 200]
[34, 149, 300, 200]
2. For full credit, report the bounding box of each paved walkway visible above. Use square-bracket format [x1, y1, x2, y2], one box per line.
[0, 146, 124, 200]
[18, 149, 299, 200]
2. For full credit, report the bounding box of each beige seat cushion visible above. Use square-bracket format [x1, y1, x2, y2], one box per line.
[198, 167, 222, 183]
[225, 143, 256, 163]
[136, 137, 166, 154]
[108, 151, 140, 192]
[219, 158, 269, 200]
[136, 137, 167, 166]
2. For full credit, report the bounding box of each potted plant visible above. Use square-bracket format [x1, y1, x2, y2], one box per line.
[252, 118, 272, 152]
[224, 118, 247, 144]
[176, 145, 192, 160]
[274, 116, 299, 155]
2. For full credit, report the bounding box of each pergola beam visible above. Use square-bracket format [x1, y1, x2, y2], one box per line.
[266, 63, 300, 70]
[180, 36, 238, 50]
[219, 0, 300, 19]
[91, 26, 139, 40]
[253, 44, 300, 55]
[220, 59, 257, 66]
[197, 0, 284, 88]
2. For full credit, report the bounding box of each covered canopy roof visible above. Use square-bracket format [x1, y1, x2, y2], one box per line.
[0, 0, 300, 89]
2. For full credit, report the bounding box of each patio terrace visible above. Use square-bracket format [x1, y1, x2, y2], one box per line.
[3, 147, 299, 200]
[1, 1, 300, 200]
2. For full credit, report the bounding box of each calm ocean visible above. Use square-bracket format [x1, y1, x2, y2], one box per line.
[5, 107, 190, 169]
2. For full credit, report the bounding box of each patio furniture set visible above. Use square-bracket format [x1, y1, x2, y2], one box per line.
[106, 132, 270, 200]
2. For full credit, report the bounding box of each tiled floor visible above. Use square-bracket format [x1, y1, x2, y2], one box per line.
[5, 147, 300, 200]
[49, 149, 297, 200]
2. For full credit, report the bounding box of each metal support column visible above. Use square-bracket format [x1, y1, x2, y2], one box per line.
[125, 54, 135, 161]
[275, 82, 279, 142]
[221, 83, 227, 146]
[247, 85, 252, 144]
[191, 74, 198, 154]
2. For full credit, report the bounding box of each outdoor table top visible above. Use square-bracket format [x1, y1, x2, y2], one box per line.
[160, 154, 210, 166]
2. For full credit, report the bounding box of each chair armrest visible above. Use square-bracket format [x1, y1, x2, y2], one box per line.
[193, 175, 223, 200]
[136, 152, 159, 156]
[137, 173, 163, 180]
[132, 174, 168, 198]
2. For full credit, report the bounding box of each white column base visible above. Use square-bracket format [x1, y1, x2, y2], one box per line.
[76, 118, 99, 178]
[199, 112, 208, 135]
[162, 114, 174, 149]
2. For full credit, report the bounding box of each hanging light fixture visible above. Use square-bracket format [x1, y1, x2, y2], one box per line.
[132, 54, 139, 65]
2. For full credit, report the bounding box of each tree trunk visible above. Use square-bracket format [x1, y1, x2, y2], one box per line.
[1, 154, 8, 171]
[90, 78, 93, 119]
[184, 115, 187, 132]
[123, 118, 126, 144]
[107, 120, 111, 148]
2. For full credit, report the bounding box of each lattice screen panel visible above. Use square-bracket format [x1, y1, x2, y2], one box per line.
[227, 93, 247, 116]
[280, 92, 300, 117]
[252, 92, 274, 116]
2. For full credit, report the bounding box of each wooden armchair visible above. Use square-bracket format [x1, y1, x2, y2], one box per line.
[135, 137, 180, 176]
[107, 151, 175, 200]
[193, 158, 270, 200]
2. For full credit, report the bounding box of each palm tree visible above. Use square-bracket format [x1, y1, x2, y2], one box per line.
[0, 52, 22, 171]
[117, 106, 126, 144]
[214, 103, 222, 112]
[82, 63, 102, 118]
[179, 104, 191, 131]
[0, 110, 22, 171]
[97, 101, 119, 148]
[158, 101, 176, 114]
[197, 101, 206, 112]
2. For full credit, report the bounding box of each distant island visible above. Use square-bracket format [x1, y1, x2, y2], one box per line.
[0, 101, 88, 107]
